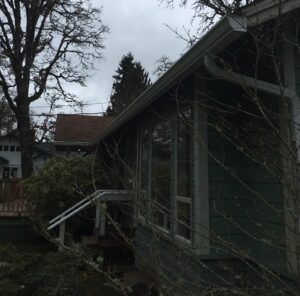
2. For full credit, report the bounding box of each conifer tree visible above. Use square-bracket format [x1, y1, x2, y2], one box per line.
[106, 52, 151, 115]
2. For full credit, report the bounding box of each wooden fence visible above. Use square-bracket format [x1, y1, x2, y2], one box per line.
[0, 179, 27, 216]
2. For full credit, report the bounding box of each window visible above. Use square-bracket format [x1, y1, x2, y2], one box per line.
[138, 127, 150, 218]
[0, 145, 2, 151]
[3, 167, 10, 178]
[175, 108, 192, 240]
[16, 146, 20, 152]
[151, 121, 172, 231]
[137, 106, 193, 241]
[4, 145, 8, 151]
[10, 145, 15, 152]
[10, 168, 18, 178]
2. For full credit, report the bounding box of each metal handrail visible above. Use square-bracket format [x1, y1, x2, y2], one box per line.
[47, 190, 133, 231]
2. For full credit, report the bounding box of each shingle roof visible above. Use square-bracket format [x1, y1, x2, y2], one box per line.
[54, 114, 115, 144]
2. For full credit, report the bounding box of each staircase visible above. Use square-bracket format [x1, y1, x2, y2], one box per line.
[48, 190, 134, 252]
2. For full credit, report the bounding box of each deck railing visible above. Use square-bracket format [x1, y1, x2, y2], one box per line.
[0, 179, 27, 215]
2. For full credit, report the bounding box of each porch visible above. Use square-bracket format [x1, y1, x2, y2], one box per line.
[0, 179, 28, 217]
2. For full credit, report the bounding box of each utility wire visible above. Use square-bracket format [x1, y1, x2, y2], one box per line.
[2, 112, 106, 117]
[30, 101, 109, 108]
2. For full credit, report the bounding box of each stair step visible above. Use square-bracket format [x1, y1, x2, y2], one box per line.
[81, 236, 121, 248]
[81, 235, 98, 245]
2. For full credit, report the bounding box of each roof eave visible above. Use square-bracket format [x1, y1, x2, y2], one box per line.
[242, 0, 300, 26]
[97, 15, 247, 142]
[54, 141, 92, 146]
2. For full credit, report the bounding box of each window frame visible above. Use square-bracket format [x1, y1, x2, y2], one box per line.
[137, 109, 194, 242]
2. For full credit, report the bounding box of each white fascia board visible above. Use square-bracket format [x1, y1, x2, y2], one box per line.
[242, 0, 300, 26]
[98, 15, 247, 141]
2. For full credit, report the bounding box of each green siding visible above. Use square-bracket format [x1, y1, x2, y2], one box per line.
[207, 81, 286, 271]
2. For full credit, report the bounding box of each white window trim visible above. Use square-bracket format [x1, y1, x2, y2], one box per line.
[136, 80, 210, 253]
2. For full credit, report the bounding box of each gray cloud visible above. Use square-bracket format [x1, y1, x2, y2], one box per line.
[32, 1, 195, 115]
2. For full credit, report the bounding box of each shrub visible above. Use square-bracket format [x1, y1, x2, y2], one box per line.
[24, 155, 113, 220]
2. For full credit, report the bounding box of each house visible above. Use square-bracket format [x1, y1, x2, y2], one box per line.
[0, 132, 52, 178]
[54, 114, 115, 155]
[50, 0, 300, 294]
[94, 0, 300, 294]
[0, 132, 21, 178]
[0, 133, 52, 243]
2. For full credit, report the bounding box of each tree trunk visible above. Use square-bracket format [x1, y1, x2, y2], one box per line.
[16, 107, 35, 178]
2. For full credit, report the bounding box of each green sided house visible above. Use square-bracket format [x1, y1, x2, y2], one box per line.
[50, 0, 300, 294]
[97, 0, 300, 293]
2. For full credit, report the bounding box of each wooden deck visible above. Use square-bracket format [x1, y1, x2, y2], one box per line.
[0, 179, 28, 217]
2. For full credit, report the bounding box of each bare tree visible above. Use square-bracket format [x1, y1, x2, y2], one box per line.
[160, 0, 257, 43]
[0, 0, 108, 177]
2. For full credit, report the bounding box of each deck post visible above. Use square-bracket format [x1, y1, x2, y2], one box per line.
[95, 202, 106, 237]
[58, 218, 65, 252]
[100, 203, 106, 236]
[95, 202, 101, 229]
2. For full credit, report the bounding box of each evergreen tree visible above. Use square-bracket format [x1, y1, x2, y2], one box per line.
[106, 52, 151, 115]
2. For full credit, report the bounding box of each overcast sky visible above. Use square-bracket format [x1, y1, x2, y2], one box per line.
[32, 1, 195, 116]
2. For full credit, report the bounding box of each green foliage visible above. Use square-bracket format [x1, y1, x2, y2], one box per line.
[24, 155, 113, 219]
[0, 244, 87, 296]
[106, 52, 151, 115]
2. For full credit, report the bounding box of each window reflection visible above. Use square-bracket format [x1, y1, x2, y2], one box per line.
[151, 121, 172, 230]
[138, 105, 193, 240]
[176, 199, 191, 240]
[138, 128, 149, 218]
[176, 107, 192, 240]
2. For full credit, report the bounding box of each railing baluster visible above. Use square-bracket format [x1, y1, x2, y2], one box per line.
[0, 179, 25, 216]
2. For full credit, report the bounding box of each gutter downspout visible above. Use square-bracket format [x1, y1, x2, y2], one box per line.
[204, 54, 298, 101]
[204, 54, 300, 275]
[204, 54, 300, 155]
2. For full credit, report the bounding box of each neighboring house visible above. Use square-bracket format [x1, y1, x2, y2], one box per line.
[92, 0, 300, 293]
[0, 133, 21, 178]
[0, 132, 52, 178]
[54, 114, 115, 155]
[33, 142, 54, 171]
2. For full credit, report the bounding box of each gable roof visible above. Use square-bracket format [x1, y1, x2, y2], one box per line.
[54, 114, 115, 145]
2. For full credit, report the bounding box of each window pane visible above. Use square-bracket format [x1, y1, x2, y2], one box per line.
[3, 167, 10, 178]
[11, 168, 18, 178]
[177, 108, 192, 198]
[152, 122, 172, 230]
[10, 146, 15, 152]
[4, 146, 8, 151]
[138, 127, 149, 217]
[176, 200, 191, 240]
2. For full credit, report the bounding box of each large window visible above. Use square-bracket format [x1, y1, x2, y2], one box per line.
[138, 106, 193, 240]
[138, 128, 150, 218]
[176, 108, 192, 240]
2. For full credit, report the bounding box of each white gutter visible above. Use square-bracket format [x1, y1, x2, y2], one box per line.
[97, 15, 247, 141]
[204, 55, 297, 99]
[204, 54, 300, 158]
